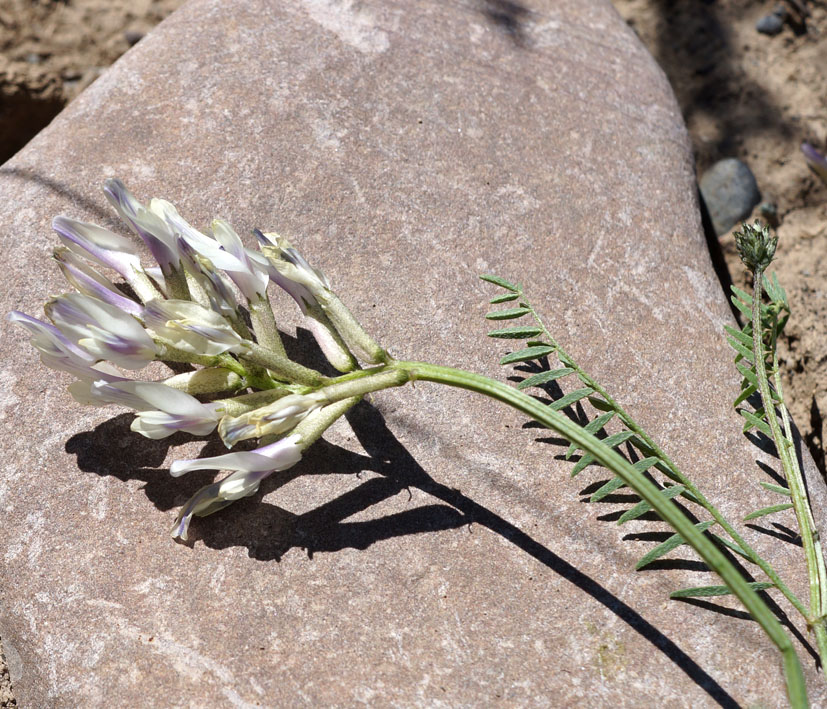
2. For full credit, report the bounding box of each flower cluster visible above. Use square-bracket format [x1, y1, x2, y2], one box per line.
[734, 220, 778, 273]
[10, 180, 404, 540]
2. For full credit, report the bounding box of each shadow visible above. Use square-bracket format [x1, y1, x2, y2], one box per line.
[674, 597, 755, 623]
[625, 3, 795, 175]
[755, 459, 788, 488]
[476, 0, 534, 47]
[69, 401, 740, 708]
[698, 186, 739, 320]
[807, 396, 825, 480]
[745, 523, 802, 548]
[0, 166, 113, 221]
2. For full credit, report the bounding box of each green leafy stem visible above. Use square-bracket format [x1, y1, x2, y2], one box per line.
[454, 272, 813, 707]
[733, 266, 827, 676]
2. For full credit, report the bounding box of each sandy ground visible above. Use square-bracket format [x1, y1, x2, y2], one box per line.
[0, 0, 183, 164]
[1, 0, 827, 706]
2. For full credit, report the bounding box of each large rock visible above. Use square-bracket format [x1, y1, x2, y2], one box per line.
[1, 0, 824, 706]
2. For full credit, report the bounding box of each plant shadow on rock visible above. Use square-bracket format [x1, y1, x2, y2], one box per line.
[69, 394, 756, 708]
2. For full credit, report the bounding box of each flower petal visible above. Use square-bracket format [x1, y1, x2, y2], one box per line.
[52, 215, 141, 280]
[169, 434, 302, 477]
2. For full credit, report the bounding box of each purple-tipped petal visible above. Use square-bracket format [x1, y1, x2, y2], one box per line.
[802, 142, 827, 184]
[211, 219, 269, 301]
[52, 215, 141, 280]
[253, 229, 314, 313]
[54, 248, 143, 317]
[104, 178, 181, 275]
[45, 293, 156, 370]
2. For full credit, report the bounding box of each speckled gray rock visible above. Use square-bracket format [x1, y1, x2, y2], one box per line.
[1, 1, 825, 707]
[699, 157, 762, 235]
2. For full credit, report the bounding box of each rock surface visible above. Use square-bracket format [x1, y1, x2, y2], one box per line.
[1, 0, 825, 706]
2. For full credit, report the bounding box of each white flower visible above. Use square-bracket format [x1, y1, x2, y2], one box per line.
[72, 380, 223, 439]
[8, 311, 127, 382]
[209, 219, 269, 301]
[54, 247, 143, 317]
[217, 392, 324, 445]
[169, 434, 303, 540]
[256, 231, 329, 310]
[52, 215, 141, 283]
[104, 178, 181, 275]
[44, 293, 156, 370]
[143, 299, 250, 356]
[151, 198, 268, 302]
[255, 230, 357, 372]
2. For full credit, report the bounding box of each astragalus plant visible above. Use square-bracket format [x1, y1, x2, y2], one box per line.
[8, 184, 821, 706]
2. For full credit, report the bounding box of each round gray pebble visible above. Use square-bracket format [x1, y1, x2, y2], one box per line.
[699, 158, 762, 236]
[756, 13, 784, 35]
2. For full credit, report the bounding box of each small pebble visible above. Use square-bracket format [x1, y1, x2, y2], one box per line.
[759, 201, 779, 226]
[699, 158, 762, 236]
[756, 6, 787, 36]
[124, 30, 145, 47]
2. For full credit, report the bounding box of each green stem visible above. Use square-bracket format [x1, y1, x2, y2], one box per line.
[242, 343, 330, 388]
[249, 295, 286, 357]
[390, 359, 807, 708]
[291, 396, 362, 449]
[752, 269, 827, 676]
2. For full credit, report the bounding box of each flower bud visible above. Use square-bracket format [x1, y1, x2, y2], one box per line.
[734, 220, 777, 272]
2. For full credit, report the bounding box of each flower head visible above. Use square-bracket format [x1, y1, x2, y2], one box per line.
[734, 220, 778, 272]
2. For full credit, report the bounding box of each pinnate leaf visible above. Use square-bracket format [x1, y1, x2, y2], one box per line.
[727, 337, 754, 363]
[724, 325, 752, 347]
[486, 307, 531, 321]
[739, 409, 772, 437]
[617, 485, 685, 525]
[636, 521, 715, 570]
[710, 533, 755, 563]
[499, 345, 555, 365]
[570, 453, 595, 477]
[479, 274, 519, 292]
[489, 293, 519, 304]
[566, 411, 615, 459]
[590, 476, 625, 502]
[488, 326, 543, 339]
[518, 367, 573, 390]
[549, 387, 594, 411]
[670, 582, 773, 599]
[760, 481, 790, 497]
[588, 396, 614, 412]
[743, 503, 794, 521]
